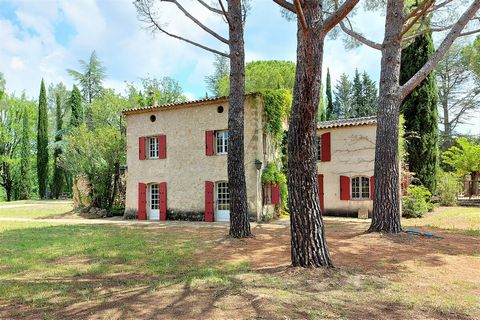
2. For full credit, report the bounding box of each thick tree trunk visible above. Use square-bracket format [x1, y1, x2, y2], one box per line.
[368, 0, 404, 233]
[288, 3, 332, 267]
[227, 0, 251, 238]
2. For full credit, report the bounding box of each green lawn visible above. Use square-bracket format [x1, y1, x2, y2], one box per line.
[403, 206, 480, 235]
[0, 200, 73, 218]
[0, 206, 478, 319]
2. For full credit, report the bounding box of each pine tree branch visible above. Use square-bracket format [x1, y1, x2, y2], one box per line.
[218, 0, 232, 28]
[322, 0, 360, 34]
[162, 0, 229, 44]
[460, 28, 480, 37]
[400, 0, 480, 101]
[196, 0, 223, 14]
[135, 1, 229, 57]
[339, 19, 382, 50]
[294, 0, 308, 33]
[400, 0, 435, 39]
[272, 0, 295, 13]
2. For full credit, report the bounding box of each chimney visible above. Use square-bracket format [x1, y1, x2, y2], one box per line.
[148, 90, 158, 106]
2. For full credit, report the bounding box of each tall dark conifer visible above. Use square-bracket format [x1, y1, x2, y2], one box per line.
[400, 33, 439, 193]
[52, 93, 64, 199]
[37, 79, 49, 198]
[18, 104, 31, 199]
[325, 68, 333, 120]
[70, 85, 83, 127]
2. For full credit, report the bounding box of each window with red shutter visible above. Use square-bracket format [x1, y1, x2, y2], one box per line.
[205, 131, 214, 156]
[340, 175, 351, 200]
[139, 137, 146, 160]
[158, 135, 167, 159]
[138, 183, 147, 220]
[205, 181, 214, 222]
[159, 182, 167, 220]
[321, 132, 331, 161]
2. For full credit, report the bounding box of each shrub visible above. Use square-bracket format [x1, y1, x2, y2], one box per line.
[124, 209, 138, 220]
[402, 185, 433, 218]
[436, 171, 461, 206]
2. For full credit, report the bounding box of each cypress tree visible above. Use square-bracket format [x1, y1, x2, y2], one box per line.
[37, 79, 49, 198]
[70, 85, 83, 127]
[52, 93, 64, 199]
[18, 104, 31, 200]
[318, 85, 326, 122]
[325, 68, 333, 120]
[400, 33, 439, 193]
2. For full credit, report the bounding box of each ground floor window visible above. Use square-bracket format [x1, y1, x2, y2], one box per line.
[216, 182, 230, 211]
[352, 176, 370, 200]
[150, 183, 159, 210]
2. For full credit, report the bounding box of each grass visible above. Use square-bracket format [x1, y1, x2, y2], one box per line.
[402, 206, 480, 235]
[0, 204, 478, 319]
[0, 200, 73, 218]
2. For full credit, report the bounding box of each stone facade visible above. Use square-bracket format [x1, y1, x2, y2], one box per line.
[123, 95, 279, 222]
[316, 117, 377, 218]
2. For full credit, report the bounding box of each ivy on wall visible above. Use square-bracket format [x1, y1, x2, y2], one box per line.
[261, 162, 288, 208]
[257, 89, 292, 145]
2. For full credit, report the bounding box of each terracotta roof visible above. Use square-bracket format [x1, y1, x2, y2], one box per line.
[317, 116, 377, 129]
[122, 93, 258, 115]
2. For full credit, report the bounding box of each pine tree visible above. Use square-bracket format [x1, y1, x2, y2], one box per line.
[325, 68, 333, 120]
[37, 79, 49, 199]
[351, 69, 363, 118]
[70, 85, 83, 127]
[333, 73, 353, 118]
[52, 93, 64, 199]
[17, 104, 31, 200]
[400, 33, 439, 193]
[361, 71, 377, 116]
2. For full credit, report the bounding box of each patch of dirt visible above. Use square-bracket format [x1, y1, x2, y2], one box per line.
[1, 219, 479, 320]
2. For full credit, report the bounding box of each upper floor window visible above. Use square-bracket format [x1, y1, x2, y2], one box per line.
[216, 130, 228, 155]
[316, 136, 322, 161]
[352, 176, 370, 200]
[149, 136, 159, 159]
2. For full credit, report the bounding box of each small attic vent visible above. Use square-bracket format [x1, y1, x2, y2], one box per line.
[217, 106, 224, 113]
[150, 115, 156, 122]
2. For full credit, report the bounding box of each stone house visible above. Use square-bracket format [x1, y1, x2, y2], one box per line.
[122, 94, 280, 222]
[123, 94, 377, 221]
[316, 116, 377, 218]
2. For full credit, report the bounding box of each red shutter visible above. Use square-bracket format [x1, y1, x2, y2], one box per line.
[317, 174, 324, 212]
[370, 176, 374, 200]
[158, 135, 167, 159]
[205, 130, 214, 156]
[205, 181, 214, 222]
[138, 183, 147, 220]
[139, 137, 146, 160]
[159, 182, 167, 220]
[271, 183, 280, 205]
[340, 175, 350, 200]
[321, 132, 331, 161]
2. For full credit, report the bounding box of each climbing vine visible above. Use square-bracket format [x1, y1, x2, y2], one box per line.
[258, 89, 292, 145]
[261, 162, 288, 208]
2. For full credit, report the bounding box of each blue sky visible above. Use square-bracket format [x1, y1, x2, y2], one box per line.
[0, 0, 478, 134]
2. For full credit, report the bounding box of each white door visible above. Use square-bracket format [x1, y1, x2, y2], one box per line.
[148, 184, 160, 220]
[216, 182, 230, 222]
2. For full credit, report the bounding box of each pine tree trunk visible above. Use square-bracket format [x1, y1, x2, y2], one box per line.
[227, 0, 251, 238]
[368, 0, 404, 233]
[288, 4, 332, 267]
